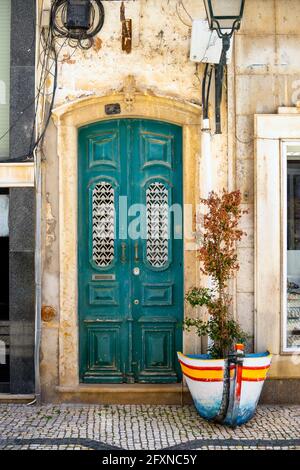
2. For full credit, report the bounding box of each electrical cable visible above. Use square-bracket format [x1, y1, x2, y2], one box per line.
[24, 39, 58, 160]
[51, 0, 105, 48]
[29, 27, 53, 156]
[14, 0, 50, 158]
[30, 37, 59, 156]
[1, 0, 77, 161]
[0, 30, 59, 162]
[202, 63, 214, 120]
[179, 0, 193, 22]
[0, 0, 99, 162]
[176, 1, 192, 28]
[0, 26, 51, 145]
[202, 63, 209, 117]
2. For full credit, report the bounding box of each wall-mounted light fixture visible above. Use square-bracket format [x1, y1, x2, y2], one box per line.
[203, 0, 245, 133]
[203, 0, 245, 36]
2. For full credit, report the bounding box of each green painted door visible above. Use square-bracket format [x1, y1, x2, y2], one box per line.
[78, 119, 183, 383]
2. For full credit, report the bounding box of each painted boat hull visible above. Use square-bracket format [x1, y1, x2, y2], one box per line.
[178, 351, 272, 426]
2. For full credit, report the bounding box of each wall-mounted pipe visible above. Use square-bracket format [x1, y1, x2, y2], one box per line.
[33, 0, 43, 405]
[200, 117, 212, 199]
[33, 146, 42, 404]
[200, 117, 213, 353]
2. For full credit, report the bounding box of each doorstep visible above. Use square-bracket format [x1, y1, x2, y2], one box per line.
[56, 383, 193, 405]
[0, 394, 36, 404]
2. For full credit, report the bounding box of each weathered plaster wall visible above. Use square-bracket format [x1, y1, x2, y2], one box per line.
[48, 0, 229, 193]
[40, 119, 60, 398]
[40, 0, 300, 400]
[55, 1, 203, 105]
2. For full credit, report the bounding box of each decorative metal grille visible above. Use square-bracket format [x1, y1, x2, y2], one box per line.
[92, 182, 115, 267]
[146, 182, 169, 267]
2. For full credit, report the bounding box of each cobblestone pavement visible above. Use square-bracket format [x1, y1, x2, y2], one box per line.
[0, 404, 299, 450]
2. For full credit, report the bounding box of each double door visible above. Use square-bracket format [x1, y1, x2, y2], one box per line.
[78, 119, 183, 383]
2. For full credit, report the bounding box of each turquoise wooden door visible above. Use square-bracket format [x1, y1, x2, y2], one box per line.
[78, 119, 183, 383]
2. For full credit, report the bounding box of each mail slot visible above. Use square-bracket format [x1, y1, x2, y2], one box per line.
[92, 274, 116, 281]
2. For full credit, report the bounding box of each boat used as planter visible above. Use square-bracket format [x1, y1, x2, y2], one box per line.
[178, 350, 272, 427]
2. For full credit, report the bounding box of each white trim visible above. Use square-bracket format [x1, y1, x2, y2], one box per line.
[255, 137, 281, 354]
[281, 141, 300, 353]
[282, 141, 288, 352]
[255, 112, 300, 362]
[255, 114, 300, 140]
[0, 162, 35, 187]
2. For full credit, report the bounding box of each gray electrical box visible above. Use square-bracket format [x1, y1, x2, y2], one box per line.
[190, 19, 233, 64]
[66, 0, 91, 31]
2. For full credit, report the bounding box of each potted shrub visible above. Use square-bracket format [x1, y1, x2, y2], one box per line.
[178, 190, 272, 427]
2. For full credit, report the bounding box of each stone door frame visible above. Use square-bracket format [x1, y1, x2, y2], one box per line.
[52, 91, 201, 389]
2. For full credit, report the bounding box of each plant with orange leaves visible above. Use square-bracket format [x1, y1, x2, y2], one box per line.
[184, 190, 248, 358]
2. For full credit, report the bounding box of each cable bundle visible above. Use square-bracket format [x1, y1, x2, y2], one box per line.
[51, 0, 105, 49]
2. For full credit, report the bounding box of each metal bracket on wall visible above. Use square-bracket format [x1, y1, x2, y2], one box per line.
[120, 1, 132, 54]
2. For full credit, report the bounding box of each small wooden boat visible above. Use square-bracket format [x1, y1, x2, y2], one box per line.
[178, 350, 272, 427]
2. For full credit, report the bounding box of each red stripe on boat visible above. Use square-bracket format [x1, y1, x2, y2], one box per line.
[235, 364, 243, 401]
[242, 377, 266, 382]
[179, 360, 224, 371]
[183, 372, 266, 383]
[243, 365, 270, 371]
[182, 371, 223, 382]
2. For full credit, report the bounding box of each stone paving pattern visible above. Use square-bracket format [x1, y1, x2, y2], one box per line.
[0, 404, 299, 450]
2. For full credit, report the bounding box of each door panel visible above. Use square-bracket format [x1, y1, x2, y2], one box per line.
[79, 120, 129, 383]
[78, 119, 183, 383]
[131, 121, 183, 382]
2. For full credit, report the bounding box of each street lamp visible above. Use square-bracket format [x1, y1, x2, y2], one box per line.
[203, 0, 245, 37]
[203, 0, 245, 133]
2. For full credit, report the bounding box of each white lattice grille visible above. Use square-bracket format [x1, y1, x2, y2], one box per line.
[146, 182, 169, 267]
[92, 182, 115, 267]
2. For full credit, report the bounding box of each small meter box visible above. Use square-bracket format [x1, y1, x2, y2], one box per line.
[190, 19, 233, 64]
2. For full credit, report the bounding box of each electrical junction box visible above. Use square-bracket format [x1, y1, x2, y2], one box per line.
[190, 19, 233, 64]
[41, 9, 51, 28]
[41, 0, 52, 28]
[66, 0, 91, 31]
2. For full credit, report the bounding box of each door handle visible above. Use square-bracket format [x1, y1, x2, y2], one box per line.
[121, 242, 127, 263]
[134, 241, 139, 262]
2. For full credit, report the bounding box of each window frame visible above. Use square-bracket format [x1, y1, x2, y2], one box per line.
[255, 112, 300, 364]
[281, 140, 300, 353]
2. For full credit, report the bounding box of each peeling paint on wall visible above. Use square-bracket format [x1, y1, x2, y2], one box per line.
[45, 192, 56, 256]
